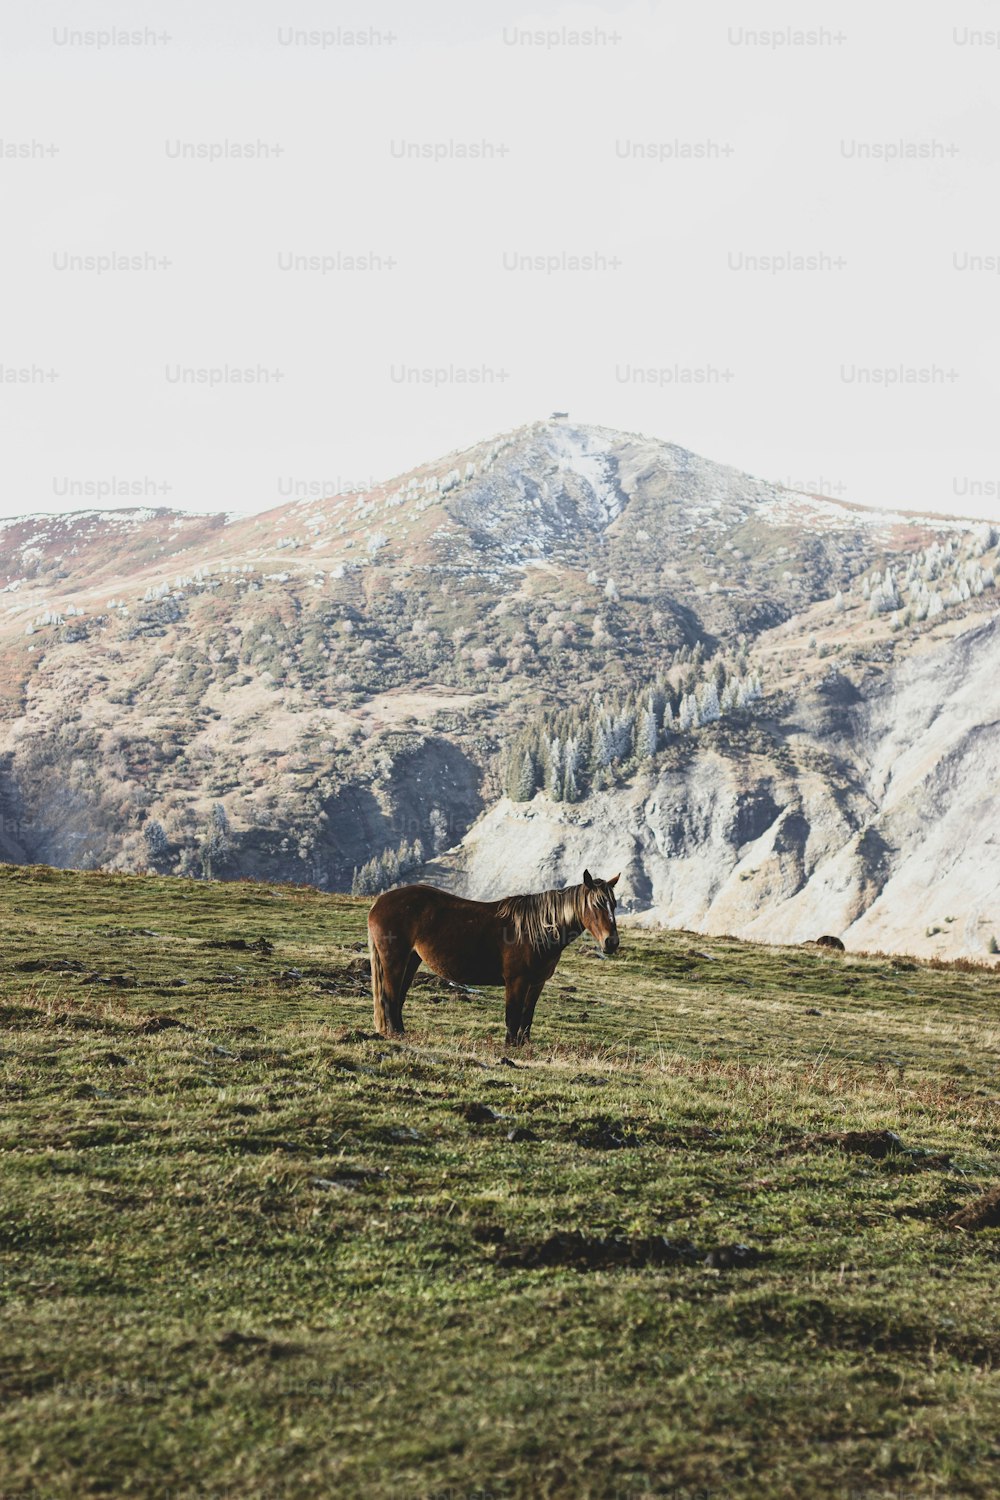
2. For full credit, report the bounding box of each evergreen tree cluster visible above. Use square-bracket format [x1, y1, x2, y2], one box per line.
[502, 654, 764, 803]
[351, 837, 425, 897]
[859, 532, 996, 626]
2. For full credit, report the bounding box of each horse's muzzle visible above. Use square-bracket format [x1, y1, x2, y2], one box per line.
[603, 935, 620, 955]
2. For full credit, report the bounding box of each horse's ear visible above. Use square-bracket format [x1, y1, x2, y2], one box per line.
[608, 873, 620, 888]
[583, 869, 594, 888]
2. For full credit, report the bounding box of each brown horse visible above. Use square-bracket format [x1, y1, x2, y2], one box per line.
[367, 870, 620, 1044]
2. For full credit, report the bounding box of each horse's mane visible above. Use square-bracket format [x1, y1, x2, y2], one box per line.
[495, 883, 588, 951]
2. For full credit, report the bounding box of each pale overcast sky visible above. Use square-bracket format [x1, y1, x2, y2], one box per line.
[2, 0, 1000, 520]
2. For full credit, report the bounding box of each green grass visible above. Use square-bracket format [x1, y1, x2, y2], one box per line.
[2, 865, 1000, 1499]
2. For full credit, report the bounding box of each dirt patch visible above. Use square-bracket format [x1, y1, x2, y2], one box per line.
[215, 1331, 303, 1360]
[781, 1128, 950, 1169]
[703, 1244, 761, 1269]
[832, 1129, 907, 1158]
[16, 957, 87, 974]
[205, 936, 274, 955]
[461, 1102, 505, 1124]
[471, 1223, 507, 1245]
[139, 1014, 195, 1034]
[499, 1231, 700, 1270]
[497, 1231, 761, 1272]
[572, 1115, 643, 1150]
[947, 1185, 1000, 1231]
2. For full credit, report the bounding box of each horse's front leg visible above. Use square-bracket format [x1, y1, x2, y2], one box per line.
[516, 982, 545, 1044]
[504, 977, 529, 1045]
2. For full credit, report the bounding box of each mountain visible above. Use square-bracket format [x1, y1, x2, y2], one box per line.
[0, 419, 995, 957]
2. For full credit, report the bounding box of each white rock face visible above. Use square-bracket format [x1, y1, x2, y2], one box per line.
[438, 615, 1000, 960]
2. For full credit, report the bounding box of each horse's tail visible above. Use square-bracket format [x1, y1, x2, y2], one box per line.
[369, 918, 387, 1034]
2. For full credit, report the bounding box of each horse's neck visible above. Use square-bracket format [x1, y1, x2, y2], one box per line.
[557, 914, 584, 949]
[552, 888, 581, 948]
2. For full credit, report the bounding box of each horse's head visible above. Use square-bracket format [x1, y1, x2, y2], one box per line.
[581, 869, 620, 955]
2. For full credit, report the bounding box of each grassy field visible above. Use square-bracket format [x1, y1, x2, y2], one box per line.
[2, 865, 1000, 1499]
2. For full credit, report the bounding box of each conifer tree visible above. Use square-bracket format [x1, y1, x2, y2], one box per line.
[546, 736, 564, 798]
[512, 747, 537, 801]
[564, 736, 581, 802]
[661, 701, 674, 740]
[638, 700, 658, 758]
[698, 680, 721, 724]
[679, 693, 698, 731]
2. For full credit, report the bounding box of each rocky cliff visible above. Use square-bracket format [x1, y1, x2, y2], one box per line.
[433, 610, 999, 959]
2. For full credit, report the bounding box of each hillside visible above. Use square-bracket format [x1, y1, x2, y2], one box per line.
[0, 420, 995, 955]
[3, 866, 1000, 1498]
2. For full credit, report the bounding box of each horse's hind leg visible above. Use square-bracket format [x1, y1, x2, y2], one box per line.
[370, 921, 407, 1036]
[374, 942, 420, 1037]
[392, 949, 421, 1033]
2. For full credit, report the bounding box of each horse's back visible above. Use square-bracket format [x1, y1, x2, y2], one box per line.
[369, 883, 495, 926]
[368, 883, 506, 986]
